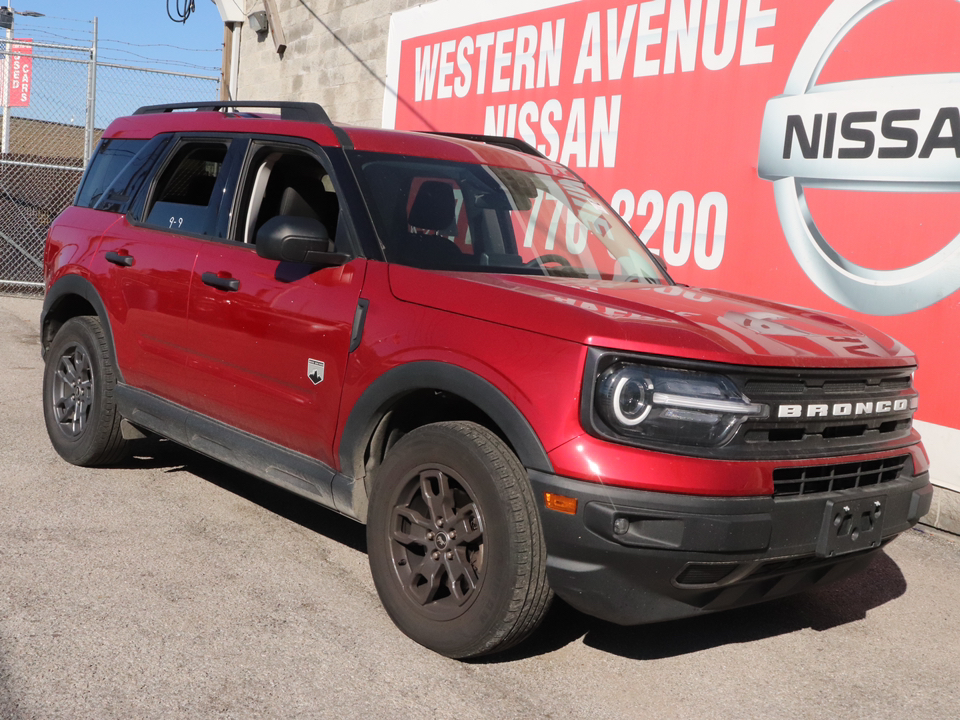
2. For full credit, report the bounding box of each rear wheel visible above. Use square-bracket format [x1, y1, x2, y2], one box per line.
[43, 316, 128, 466]
[367, 421, 552, 658]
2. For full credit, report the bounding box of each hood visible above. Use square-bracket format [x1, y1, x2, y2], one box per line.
[387, 266, 915, 368]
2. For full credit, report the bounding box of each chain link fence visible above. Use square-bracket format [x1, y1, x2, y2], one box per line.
[0, 38, 219, 294]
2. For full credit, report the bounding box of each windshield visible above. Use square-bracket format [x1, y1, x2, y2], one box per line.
[350, 151, 668, 283]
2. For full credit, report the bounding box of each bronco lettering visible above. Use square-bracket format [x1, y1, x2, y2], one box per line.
[778, 398, 910, 419]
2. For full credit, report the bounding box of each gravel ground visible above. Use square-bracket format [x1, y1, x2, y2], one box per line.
[2, 294, 959, 720]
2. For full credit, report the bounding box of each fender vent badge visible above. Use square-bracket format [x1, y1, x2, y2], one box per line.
[307, 359, 325, 385]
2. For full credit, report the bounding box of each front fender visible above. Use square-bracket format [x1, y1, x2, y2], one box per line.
[337, 360, 553, 479]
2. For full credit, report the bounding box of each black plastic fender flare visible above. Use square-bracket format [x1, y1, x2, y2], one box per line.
[41, 275, 122, 381]
[337, 361, 554, 480]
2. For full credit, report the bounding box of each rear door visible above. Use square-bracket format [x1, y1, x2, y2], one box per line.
[183, 141, 365, 466]
[91, 136, 236, 404]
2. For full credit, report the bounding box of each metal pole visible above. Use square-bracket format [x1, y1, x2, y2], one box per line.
[1, 3, 12, 155]
[84, 17, 97, 166]
[219, 23, 230, 101]
[230, 21, 240, 100]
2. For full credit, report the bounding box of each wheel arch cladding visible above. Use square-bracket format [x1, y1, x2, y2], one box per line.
[339, 361, 553, 480]
[41, 276, 120, 380]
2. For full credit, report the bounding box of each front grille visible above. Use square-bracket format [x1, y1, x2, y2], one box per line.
[744, 375, 913, 396]
[743, 418, 911, 444]
[772, 455, 909, 497]
[730, 365, 918, 458]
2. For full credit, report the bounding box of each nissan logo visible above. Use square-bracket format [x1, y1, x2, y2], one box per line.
[758, 0, 960, 316]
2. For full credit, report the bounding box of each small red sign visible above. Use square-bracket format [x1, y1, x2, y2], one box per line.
[9, 38, 32, 108]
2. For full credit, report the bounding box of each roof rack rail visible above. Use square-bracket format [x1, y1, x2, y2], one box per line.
[133, 101, 333, 125]
[424, 132, 547, 159]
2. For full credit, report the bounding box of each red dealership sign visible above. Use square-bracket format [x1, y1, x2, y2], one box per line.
[9, 38, 32, 107]
[384, 0, 960, 464]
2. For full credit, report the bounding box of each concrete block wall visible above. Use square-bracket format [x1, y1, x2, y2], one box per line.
[237, 0, 424, 127]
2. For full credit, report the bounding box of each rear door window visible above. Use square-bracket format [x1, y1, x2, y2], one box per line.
[143, 141, 230, 236]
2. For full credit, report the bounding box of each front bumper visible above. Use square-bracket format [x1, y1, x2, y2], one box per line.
[528, 468, 932, 626]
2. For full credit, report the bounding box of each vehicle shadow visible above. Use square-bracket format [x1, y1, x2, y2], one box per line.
[486, 548, 907, 663]
[120, 437, 908, 663]
[120, 437, 367, 553]
[0, 647, 24, 720]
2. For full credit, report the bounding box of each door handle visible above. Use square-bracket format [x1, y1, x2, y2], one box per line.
[201, 271, 240, 292]
[105, 251, 134, 267]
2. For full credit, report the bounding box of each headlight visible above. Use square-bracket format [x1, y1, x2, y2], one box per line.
[595, 363, 768, 447]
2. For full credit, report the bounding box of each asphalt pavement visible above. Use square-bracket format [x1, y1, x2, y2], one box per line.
[2, 294, 959, 720]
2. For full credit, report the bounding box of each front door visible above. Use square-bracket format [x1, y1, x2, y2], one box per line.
[183, 144, 364, 466]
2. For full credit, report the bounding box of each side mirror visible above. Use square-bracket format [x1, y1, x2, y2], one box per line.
[256, 215, 351, 266]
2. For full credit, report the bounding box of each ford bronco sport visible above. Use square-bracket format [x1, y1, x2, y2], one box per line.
[42, 101, 932, 658]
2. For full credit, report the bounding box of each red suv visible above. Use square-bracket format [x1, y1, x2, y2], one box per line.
[42, 101, 932, 658]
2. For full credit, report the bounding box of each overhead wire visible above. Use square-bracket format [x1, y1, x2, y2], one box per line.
[13, 29, 94, 46]
[166, 1, 196, 24]
[17, 13, 91, 25]
[100, 38, 219, 54]
[97, 51, 219, 72]
[13, 15, 220, 73]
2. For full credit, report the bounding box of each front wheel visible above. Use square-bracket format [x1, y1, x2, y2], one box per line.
[367, 421, 552, 658]
[42, 316, 128, 466]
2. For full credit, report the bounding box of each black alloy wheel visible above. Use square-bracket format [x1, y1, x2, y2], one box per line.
[386, 463, 487, 620]
[367, 421, 552, 659]
[42, 316, 128, 466]
[50, 338, 94, 438]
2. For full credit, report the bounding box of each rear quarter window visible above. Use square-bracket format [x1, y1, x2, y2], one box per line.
[75, 138, 148, 209]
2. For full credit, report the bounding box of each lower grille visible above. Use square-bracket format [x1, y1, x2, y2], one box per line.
[675, 563, 739, 586]
[673, 547, 884, 594]
[773, 455, 909, 497]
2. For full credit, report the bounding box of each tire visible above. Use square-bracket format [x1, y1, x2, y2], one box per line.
[367, 421, 553, 659]
[42, 316, 128, 467]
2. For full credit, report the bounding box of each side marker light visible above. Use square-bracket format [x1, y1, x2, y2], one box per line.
[544, 492, 578, 515]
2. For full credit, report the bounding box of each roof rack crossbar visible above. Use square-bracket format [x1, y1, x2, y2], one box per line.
[423, 132, 547, 159]
[133, 101, 333, 125]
